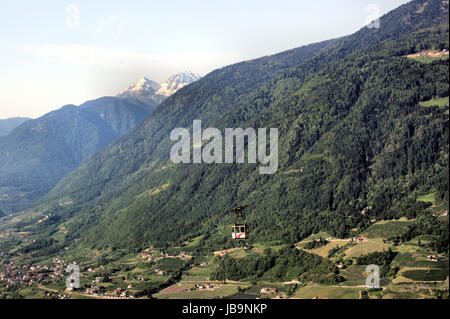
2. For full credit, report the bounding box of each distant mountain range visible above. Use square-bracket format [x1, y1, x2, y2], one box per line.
[116, 71, 201, 108]
[0, 97, 155, 213]
[0, 71, 201, 214]
[0, 117, 31, 137]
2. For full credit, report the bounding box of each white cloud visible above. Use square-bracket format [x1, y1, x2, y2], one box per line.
[24, 44, 154, 69]
[23, 44, 245, 77]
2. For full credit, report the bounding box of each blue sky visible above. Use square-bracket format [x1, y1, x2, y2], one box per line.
[0, 0, 410, 119]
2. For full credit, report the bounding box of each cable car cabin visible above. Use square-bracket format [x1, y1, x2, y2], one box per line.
[232, 224, 248, 240]
[229, 205, 249, 240]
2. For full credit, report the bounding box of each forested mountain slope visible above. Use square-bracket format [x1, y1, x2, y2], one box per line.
[0, 118, 31, 137]
[0, 97, 155, 213]
[19, 0, 448, 254]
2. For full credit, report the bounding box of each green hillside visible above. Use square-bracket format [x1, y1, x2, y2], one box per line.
[0, 97, 155, 213]
[0, 117, 31, 137]
[3, 0, 449, 273]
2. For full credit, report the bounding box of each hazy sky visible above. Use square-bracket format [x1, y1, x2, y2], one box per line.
[0, 0, 410, 119]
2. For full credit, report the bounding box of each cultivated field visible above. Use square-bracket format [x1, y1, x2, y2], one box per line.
[293, 285, 360, 299]
[344, 240, 389, 258]
[361, 219, 413, 239]
[154, 283, 240, 299]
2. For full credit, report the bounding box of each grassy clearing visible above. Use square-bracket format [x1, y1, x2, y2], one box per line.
[395, 240, 427, 253]
[154, 257, 187, 272]
[419, 96, 449, 108]
[227, 248, 263, 259]
[124, 277, 169, 290]
[252, 242, 287, 253]
[391, 275, 414, 284]
[410, 55, 449, 64]
[43, 281, 66, 292]
[19, 286, 52, 299]
[301, 231, 332, 242]
[129, 266, 148, 274]
[401, 269, 449, 281]
[154, 283, 240, 299]
[381, 286, 434, 299]
[344, 240, 389, 258]
[135, 183, 170, 200]
[392, 252, 449, 269]
[184, 266, 214, 279]
[338, 266, 367, 286]
[183, 258, 216, 281]
[306, 240, 348, 258]
[361, 220, 413, 239]
[69, 292, 101, 299]
[112, 253, 142, 266]
[417, 192, 437, 203]
[181, 274, 211, 281]
[244, 282, 290, 295]
[294, 285, 360, 299]
[182, 235, 204, 248]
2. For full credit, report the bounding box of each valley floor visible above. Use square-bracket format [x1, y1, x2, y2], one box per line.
[1, 195, 448, 300]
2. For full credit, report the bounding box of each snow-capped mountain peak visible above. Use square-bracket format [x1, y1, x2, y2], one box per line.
[116, 71, 201, 107]
[118, 77, 161, 96]
[156, 71, 201, 97]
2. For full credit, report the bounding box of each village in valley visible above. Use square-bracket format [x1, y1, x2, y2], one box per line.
[0, 244, 227, 299]
[1, 210, 448, 300]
